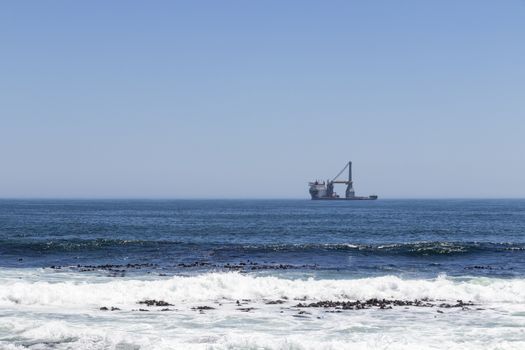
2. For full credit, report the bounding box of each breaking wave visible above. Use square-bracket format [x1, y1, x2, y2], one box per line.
[239, 241, 525, 255]
[1, 272, 524, 308]
[2, 239, 524, 256]
[2, 271, 525, 350]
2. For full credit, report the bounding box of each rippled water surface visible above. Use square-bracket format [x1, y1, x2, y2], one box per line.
[1, 199, 524, 349]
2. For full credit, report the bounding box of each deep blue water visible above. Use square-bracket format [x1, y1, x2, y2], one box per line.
[1, 199, 524, 278]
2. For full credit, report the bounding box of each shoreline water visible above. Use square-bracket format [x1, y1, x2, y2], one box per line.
[1, 270, 525, 349]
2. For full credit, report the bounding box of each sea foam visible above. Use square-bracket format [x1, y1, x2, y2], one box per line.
[1, 272, 524, 309]
[2, 272, 525, 350]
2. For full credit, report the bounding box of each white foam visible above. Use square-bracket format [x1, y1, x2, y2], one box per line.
[1, 272, 525, 349]
[0, 272, 524, 308]
[2, 316, 525, 350]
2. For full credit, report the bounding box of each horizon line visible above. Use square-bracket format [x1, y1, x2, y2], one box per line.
[0, 197, 524, 201]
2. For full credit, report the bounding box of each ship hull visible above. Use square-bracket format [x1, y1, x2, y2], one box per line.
[311, 196, 378, 200]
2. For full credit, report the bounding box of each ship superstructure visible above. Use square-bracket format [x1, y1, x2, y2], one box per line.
[308, 161, 377, 200]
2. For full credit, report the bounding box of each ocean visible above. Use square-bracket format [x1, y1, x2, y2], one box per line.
[0, 199, 524, 349]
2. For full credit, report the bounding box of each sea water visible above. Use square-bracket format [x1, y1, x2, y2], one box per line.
[0, 199, 524, 349]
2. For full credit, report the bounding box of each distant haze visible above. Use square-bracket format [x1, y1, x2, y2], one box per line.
[1, 1, 524, 198]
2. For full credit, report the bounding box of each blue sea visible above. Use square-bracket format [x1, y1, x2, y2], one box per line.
[1, 199, 524, 349]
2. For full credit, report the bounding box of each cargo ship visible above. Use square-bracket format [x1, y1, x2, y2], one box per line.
[309, 161, 378, 200]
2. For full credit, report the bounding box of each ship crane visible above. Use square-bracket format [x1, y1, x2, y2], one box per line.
[330, 161, 355, 198]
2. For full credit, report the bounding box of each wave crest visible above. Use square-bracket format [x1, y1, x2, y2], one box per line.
[2, 239, 524, 256]
[1, 272, 524, 308]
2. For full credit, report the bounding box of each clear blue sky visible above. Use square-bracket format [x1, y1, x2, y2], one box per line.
[1, 1, 524, 198]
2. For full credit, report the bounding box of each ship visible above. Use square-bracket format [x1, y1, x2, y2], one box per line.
[309, 161, 378, 200]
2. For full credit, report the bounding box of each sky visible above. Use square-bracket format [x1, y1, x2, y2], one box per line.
[1, 0, 524, 199]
